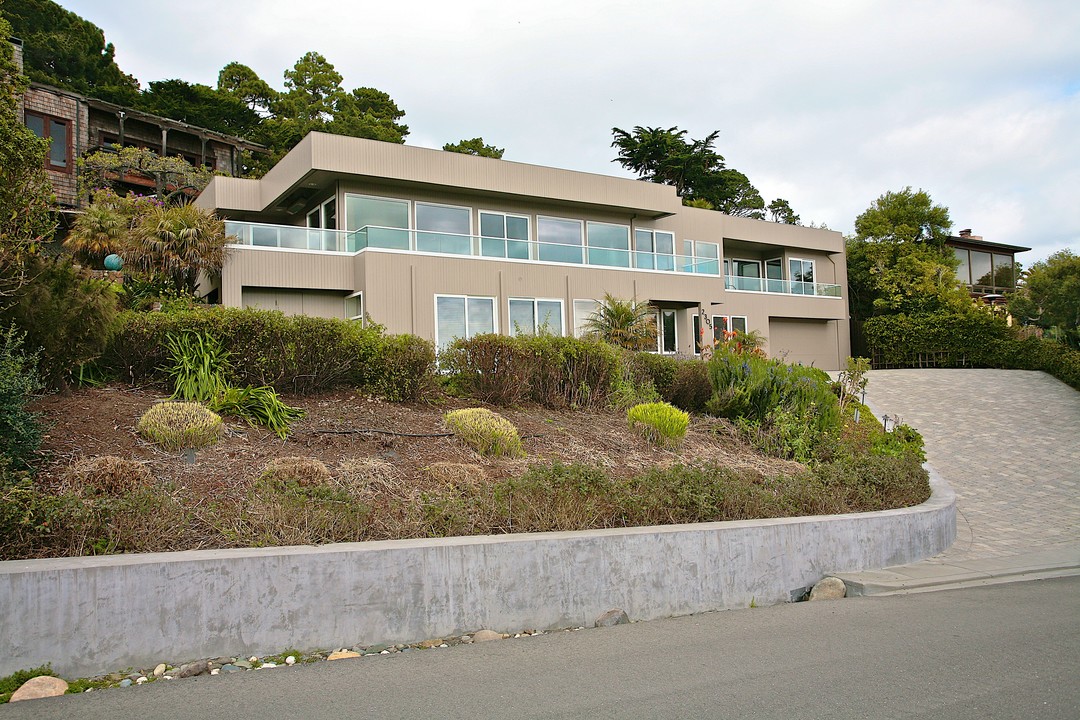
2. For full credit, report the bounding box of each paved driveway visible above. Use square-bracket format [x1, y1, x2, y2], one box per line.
[864, 369, 1080, 562]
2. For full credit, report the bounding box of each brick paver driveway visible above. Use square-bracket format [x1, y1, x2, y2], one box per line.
[864, 369, 1080, 561]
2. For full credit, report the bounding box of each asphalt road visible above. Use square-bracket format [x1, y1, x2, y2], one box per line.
[6, 576, 1079, 720]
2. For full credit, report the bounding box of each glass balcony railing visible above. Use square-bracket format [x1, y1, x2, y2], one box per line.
[223, 221, 840, 297]
[725, 274, 842, 297]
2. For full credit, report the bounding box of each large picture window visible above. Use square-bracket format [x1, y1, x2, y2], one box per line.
[788, 258, 815, 294]
[416, 202, 471, 255]
[25, 112, 71, 171]
[635, 229, 675, 271]
[345, 194, 409, 250]
[435, 295, 496, 351]
[586, 222, 630, 268]
[509, 298, 564, 336]
[537, 216, 583, 264]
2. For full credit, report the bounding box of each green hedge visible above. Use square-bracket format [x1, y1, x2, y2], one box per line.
[864, 312, 1080, 390]
[442, 333, 618, 408]
[101, 307, 436, 398]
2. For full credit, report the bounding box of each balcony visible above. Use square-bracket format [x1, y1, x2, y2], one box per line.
[223, 220, 842, 297]
[224, 220, 720, 275]
[725, 274, 842, 297]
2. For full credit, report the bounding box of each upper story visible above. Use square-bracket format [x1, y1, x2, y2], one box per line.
[947, 229, 1030, 299]
[197, 132, 847, 301]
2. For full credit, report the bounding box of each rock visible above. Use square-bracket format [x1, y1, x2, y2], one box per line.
[461, 635, 472, 643]
[175, 660, 209, 678]
[210, 668, 220, 676]
[233, 660, 252, 669]
[249, 656, 258, 663]
[472, 629, 502, 643]
[260, 662, 277, 669]
[219, 664, 241, 673]
[595, 609, 630, 628]
[211, 657, 233, 666]
[365, 644, 389, 654]
[285, 655, 296, 665]
[9, 676, 69, 702]
[153, 663, 167, 677]
[119, 679, 132, 688]
[127, 673, 141, 681]
[327, 650, 361, 661]
[418, 638, 444, 648]
[809, 576, 847, 601]
[136, 677, 148, 685]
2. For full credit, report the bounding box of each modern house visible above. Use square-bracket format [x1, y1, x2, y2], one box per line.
[195, 132, 851, 369]
[947, 229, 1030, 302]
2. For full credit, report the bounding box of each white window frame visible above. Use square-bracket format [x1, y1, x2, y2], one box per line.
[479, 209, 532, 259]
[508, 297, 565, 337]
[433, 294, 497, 350]
[573, 298, 600, 338]
[692, 240, 720, 275]
[343, 192, 411, 231]
[536, 215, 585, 264]
[344, 291, 363, 324]
[655, 309, 678, 354]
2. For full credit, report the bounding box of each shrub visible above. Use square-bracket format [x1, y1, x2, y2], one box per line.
[422, 461, 486, 488]
[136, 401, 223, 451]
[627, 402, 690, 448]
[209, 385, 305, 439]
[1, 666, 57, 704]
[336, 457, 406, 498]
[441, 333, 530, 405]
[0, 327, 43, 471]
[62, 456, 154, 496]
[375, 334, 437, 401]
[0, 256, 121, 392]
[626, 351, 679, 397]
[261, 456, 332, 488]
[444, 408, 525, 458]
[665, 360, 712, 413]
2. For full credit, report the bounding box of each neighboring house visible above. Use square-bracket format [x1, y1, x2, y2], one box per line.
[196, 132, 851, 369]
[947, 229, 1030, 302]
[11, 37, 263, 210]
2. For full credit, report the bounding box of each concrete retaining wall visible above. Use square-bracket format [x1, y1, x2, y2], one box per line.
[0, 470, 954, 678]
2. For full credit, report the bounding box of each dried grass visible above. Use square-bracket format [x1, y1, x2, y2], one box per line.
[61, 456, 154, 496]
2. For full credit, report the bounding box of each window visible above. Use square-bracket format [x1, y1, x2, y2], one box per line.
[635, 229, 675, 271]
[416, 202, 471, 255]
[344, 292, 362, 322]
[537, 216, 583, 263]
[729, 259, 763, 291]
[970, 250, 992, 286]
[25, 112, 71, 171]
[765, 258, 784, 292]
[586, 222, 630, 268]
[306, 197, 338, 250]
[992, 253, 1015, 288]
[954, 247, 971, 285]
[694, 241, 720, 275]
[479, 211, 530, 259]
[573, 299, 599, 338]
[788, 258, 815, 294]
[509, 298, 564, 336]
[435, 295, 496, 351]
[656, 309, 677, 354]
[345, 194, 409, 250]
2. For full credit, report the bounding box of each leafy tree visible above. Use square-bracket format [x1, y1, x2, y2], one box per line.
[692, 168, 765, 218]
[581, 293, 657, 351]
[0, 14, 55, 305]
[0, 325, 43, 470]
[136, 79, 260, 137]
[846, 188, 968, 322]
[1, 0, 139, 105]
[854, 187, 952, 246]
[329, 87, 409, 143]
[78, 145, 213, 202]
[277, 51, 343, 125]
[217, 61, 278, 115]
[0, 255, 121, 393]
[443, 137, 504, 159]
[611, 126, 722, 197]
[62, 202, 128, 266]
[1008, 249, 1080, 348]
[766, 198, 800, 225]
[130, 204, 232, 296]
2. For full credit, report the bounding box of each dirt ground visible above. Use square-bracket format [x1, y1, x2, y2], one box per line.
[29, 385, 803, 496]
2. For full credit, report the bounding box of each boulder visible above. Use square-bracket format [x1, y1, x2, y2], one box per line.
[594, 609, 630, 627]
[809, 576, 848, 601]
[327, 650, 361, 661]
[9, 676, 68, 702]
[472, 629, 502, 643]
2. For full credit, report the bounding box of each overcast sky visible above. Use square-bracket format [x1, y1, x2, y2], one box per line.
[59, 0, 1079, 264]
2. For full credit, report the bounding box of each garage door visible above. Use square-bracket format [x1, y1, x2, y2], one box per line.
[767, 318, 839, 370]
[242, 288, 347, 319]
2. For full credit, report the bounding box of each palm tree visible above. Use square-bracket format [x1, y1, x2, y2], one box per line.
[63, 203, 129, 266]
[130, 203, 232, 296]
[582, 293, 657, 351]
